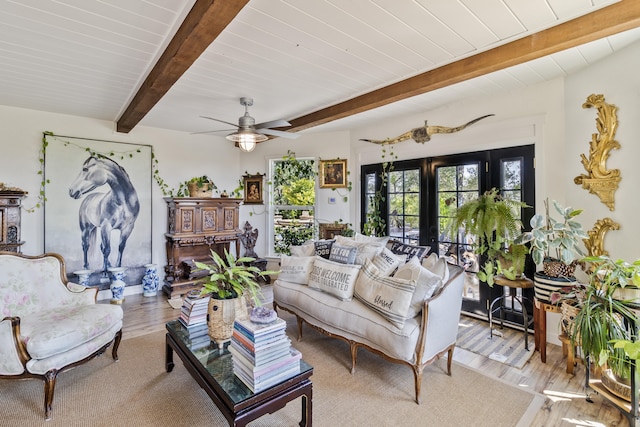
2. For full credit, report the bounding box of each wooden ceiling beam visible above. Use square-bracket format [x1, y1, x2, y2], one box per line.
[286, 1, 640, 133]
[116, 0, 249, 133]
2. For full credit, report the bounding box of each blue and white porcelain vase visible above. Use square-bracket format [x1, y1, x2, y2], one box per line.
[107, 267, 127, 304]
[142, 263, 159, 297]
[73, 269, 93, 287]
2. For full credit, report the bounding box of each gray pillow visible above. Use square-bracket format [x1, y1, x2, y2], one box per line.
[328, 244, 358, 264]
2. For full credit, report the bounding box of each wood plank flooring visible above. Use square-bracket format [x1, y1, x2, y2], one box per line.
[114, 293, 629, 426]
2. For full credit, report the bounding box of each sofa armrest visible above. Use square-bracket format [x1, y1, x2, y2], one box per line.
[63, 282, 99, 305]
[0, 317, 29, 375]
[418, 268, 464, 363]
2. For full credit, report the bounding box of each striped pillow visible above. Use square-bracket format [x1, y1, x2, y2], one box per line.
[354, 259, 417, 328]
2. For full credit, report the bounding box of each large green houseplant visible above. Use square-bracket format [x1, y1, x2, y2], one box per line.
[514, 199, 588, 303]
[565, 255, 640, 400]
[194, 249, 277, 346]
[448, 188, 529, 286]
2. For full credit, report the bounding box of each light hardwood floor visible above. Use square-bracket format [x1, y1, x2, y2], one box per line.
[115, 293, 629, 427]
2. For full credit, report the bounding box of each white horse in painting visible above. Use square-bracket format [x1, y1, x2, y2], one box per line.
[69, 155, 140, 274]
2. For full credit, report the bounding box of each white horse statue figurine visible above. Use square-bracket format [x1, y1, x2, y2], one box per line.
[69, 155, 140, 274]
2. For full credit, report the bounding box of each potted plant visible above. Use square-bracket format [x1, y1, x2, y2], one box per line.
[566, 255, 640, 401]
[514, 199, 588, 303]
[194, 249, 278, 347]
[448, 188, 529, 286]
[180, 175, 216, 197]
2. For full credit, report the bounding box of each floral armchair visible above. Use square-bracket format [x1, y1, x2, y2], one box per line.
[0, 252, 123, 420]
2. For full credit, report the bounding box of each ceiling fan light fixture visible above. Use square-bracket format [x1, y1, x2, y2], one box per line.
[226, 129, 268, 152]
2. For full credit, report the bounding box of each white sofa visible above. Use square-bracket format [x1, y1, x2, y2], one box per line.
[0, 252, 123, 420]
[273, 236, 465, 403]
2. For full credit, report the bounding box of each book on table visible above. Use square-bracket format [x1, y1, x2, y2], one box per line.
[233, 316, 286, 339]
[180, 293, 210, 326]
[232, 348, 302, 393]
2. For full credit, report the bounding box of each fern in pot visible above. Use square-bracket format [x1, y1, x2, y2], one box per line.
[448, 188, 529, 286]
[194, 249, 278, 348]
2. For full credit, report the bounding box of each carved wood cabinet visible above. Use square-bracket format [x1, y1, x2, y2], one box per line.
[162, 197, 242, 298]
[0, 191, 26, 253]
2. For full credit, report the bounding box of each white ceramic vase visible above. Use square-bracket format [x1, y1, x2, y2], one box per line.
[142, 263, 159, 297]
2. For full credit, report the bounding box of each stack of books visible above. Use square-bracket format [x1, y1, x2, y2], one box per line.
[229, 316, 301, 393]
[178, 292, 211, 350]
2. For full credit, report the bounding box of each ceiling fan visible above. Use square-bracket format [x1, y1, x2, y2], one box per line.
[196, 97, 299, 152]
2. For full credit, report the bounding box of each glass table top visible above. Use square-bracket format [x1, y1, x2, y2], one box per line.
[166, 319, 312, 404]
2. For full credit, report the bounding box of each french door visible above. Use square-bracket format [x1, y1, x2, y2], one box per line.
[427, 146, 535, 319]
[362, 145, 535, 321]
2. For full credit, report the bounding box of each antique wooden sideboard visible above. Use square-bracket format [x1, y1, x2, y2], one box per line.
[0, 190, 26, 253]
[162, 197, 242, 298]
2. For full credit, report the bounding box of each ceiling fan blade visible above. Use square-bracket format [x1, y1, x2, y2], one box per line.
[190, 128, 236, 135]
[257, 128, 300, 139]
[255, 119, 291, 129]
[200, 116, 239, 128]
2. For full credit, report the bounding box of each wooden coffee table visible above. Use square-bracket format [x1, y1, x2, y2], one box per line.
[165, 320, 313, 426]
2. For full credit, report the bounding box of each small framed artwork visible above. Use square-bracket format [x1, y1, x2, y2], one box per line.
[319, 223, 348, 240]
[243, 174, 264, 204]
[319, 159, 347, 188]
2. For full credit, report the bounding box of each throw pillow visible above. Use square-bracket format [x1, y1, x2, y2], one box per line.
[354, 232, 390, 246]
[278, 255, 316, 285]
[334, 235, 383, 265]
[314, 239, 335, 259]
[308, 256, 362, 301]
[371, 247, 405, 276]
[290, 241, 315, 257]
[421, 253, 450, 283]
[328, 244, 358, 265]
[394, 256, 443, 318]
[354, 259, 417, 328]
[386, 240, 431, 262]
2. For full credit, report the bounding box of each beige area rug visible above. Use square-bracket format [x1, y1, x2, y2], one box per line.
[457, 314, 536, 369]
[0, 313, 543, 427]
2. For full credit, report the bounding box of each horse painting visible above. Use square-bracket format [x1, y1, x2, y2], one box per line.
[69, 155, 140, 274]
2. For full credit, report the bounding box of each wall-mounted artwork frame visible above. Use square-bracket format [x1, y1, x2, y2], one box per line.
[43, 134, 152, 288]
[319, 159, 347, 188]
[243, 174, 264, 204]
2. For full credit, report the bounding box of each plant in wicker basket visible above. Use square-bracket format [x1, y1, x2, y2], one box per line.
[193, 249, 278, 347]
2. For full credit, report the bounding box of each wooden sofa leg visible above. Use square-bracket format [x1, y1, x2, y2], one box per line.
[413, 365, 424, 404]
[112, 329, 122, 360]
[349, 343, 358, 374]
[447, 346, 454, 375]
[43, 369, 59, 420]
[296, 316, 304, 341]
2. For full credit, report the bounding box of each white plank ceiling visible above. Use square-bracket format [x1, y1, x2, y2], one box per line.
[1, 0, 639, 135]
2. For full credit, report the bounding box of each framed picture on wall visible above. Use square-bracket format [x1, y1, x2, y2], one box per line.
[243, 174, 264, 204]
[319, 159, 347, 188]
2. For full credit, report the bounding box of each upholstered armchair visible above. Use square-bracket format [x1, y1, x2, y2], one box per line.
[0, 252, 123, 420]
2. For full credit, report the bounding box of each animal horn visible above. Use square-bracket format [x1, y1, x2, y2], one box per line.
[427, 114, 495, 135]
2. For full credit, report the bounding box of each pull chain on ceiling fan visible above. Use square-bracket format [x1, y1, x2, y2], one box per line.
[196, 97, 299, 152]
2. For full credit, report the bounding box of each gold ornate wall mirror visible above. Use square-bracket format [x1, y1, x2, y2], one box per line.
[583, 217, 620, 259]
[574, 94, 620, 211]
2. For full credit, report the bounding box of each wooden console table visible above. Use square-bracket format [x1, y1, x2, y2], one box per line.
[162, 197, 242, 298]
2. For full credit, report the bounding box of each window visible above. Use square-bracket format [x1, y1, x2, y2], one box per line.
[268, 155, 316, 256]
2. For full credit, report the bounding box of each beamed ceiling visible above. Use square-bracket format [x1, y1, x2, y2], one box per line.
[1, 0, 640, 138]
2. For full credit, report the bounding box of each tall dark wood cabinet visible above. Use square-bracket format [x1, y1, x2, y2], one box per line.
[162, 197, 242, 298]
[0, 190, 26, 253]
